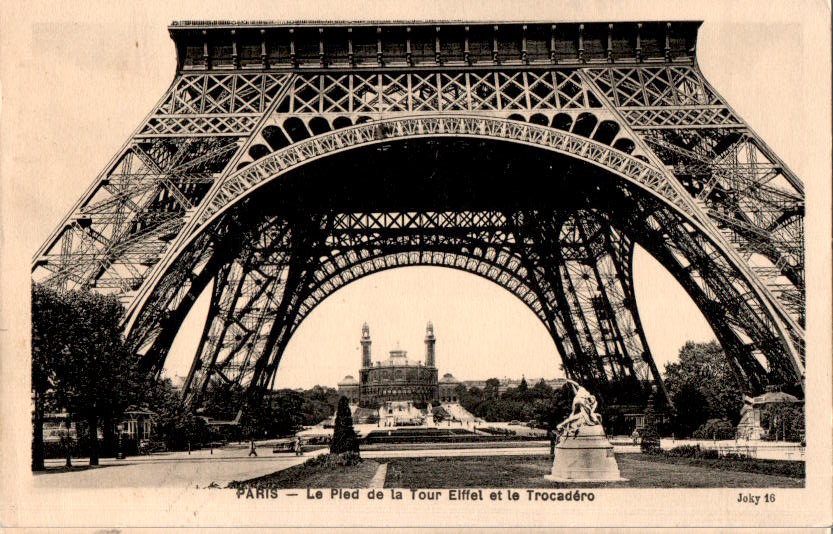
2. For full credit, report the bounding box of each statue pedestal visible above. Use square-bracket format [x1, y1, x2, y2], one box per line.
[545, 424, 626, 482]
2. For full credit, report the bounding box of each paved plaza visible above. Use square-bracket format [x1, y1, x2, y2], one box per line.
[35, 441, 327, 489]
[34, 442, 551, 489]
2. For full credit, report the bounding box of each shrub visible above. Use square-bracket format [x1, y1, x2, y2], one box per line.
[41, 437, 81, 460]
[666, 445, 700, 458]
[698, 448, 719, 459]
[303, 452, 363, 469]
[664, 445, 725, 459]
[722, 452, 748, 461]
[643, 450, 804, 479]
[692, 418, 735, 440]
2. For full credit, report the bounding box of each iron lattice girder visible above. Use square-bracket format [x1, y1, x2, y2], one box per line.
[176, 208, 660, 408]
[187, 110, 803, 355]
[32, 135, 246, 295]
[168, 200, 796, 410]
[32, 20, 806, 412]
[585, 65, 804, 326]
[620, 198, 796, 390]
[511, 210, 660, 402]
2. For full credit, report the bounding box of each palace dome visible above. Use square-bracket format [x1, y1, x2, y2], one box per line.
[338, 375, 359, 386]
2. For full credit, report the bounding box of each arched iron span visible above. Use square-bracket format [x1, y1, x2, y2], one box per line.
[32, 21, 805, 413]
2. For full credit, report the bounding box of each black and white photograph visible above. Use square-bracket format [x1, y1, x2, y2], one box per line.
[1, 0, 831, 530]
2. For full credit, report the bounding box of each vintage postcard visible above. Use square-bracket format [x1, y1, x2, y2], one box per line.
[1, 0, 831, 530]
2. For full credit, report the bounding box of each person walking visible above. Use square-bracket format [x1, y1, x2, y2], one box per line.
[631, 428, 640, 446]
[294, 436, 303, 456]
[248, 437, 257, 457]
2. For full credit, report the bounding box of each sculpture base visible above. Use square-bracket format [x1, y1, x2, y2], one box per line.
[545, 424, 626, 482]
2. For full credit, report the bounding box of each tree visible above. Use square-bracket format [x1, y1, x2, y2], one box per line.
[330, 396, 360, 454]
[640, 392, 662, 453]
[201, 379, 245, 421]
[432, 406, 446, 424]
[533, 379, 553, 396]
[760, 403, 804, 442]
[663, 341, 743, 437]
[483, 378, 501, 400]
[532, 385, 572, 430]
[264, 390, 305, 436]
[31, 284, 71, 470]
[145, 377, 226, 449]
[669, 381, 710, 438]
[32, 285, 143, 467]
[518, 377, 528, 393]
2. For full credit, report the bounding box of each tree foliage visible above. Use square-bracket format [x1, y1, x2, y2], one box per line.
[691, 418, 735, 440]
[145, 378, 211, 450]
[663, 341, 743, 438]
[31, 284, 144, 467]
[330, 396, 359, 454]
[483, 378, 501, 400]
[760, 404, 804, 442]
[669, 381, 711, 438]
[197, 380, 342, 439]
[455, 379, 571, 427]
[200, 379, 245, 421]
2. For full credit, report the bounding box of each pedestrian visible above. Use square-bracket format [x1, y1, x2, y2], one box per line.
[294, 436, 303, 456]
[248, 437, 257, 457]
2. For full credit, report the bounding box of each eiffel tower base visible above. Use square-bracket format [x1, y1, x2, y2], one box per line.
[545, 424, 626, 482]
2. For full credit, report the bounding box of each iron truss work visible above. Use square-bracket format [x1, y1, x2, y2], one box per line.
[33, 21, 805, 413]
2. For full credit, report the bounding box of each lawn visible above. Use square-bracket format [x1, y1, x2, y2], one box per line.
[383, 454, 804, 488]
[638, 452, 804, 479]
[230, 457, 381, 488]
[361, 440, 547, 451]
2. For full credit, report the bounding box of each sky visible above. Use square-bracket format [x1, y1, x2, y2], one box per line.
[2, 1, 827, 391]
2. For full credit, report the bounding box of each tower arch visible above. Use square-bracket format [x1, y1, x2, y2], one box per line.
[32, 21, 805, 415]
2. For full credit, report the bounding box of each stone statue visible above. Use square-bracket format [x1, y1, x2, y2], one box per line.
[545, 379, 624, 482]
[555, 379, 602, 440]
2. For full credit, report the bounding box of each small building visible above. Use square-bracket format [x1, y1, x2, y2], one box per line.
[118, 408, 154, 442]
[438, 373, 461, 402]
[337, 375, 360, 404]
[623, 411, 669, 432]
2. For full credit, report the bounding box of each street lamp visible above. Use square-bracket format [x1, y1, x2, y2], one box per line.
[116, 423, 125, 459]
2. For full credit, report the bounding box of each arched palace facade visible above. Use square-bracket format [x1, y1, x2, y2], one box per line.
[338, 323, 461, 405]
